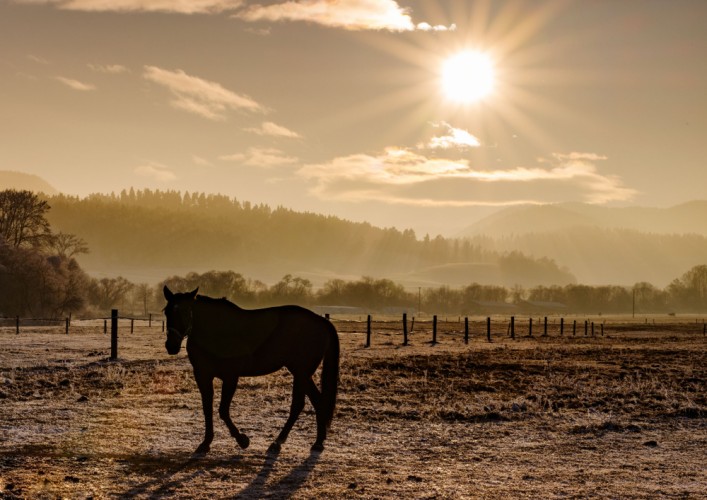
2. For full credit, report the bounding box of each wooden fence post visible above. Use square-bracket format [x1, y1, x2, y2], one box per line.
[366, 314, 371, 347]
[464, 317, 469, 344]
[104, 319, 107, 334]
[584, 320, 588, 336]
[529, 317, 533, 337]
[486, 317, 491, 342]
[403, 313, 408, 346]
[432, 315, 437, 344]
[510, 316, 515, 340]
[543, 317, 548, 336]
[149, 313, 152, 328]
[110, 309, 118, 360]
[162, 320, 165, 333]
[560, 318, 564, 336]
[130, 318, 134, 334]
[65, 317, 70, 335]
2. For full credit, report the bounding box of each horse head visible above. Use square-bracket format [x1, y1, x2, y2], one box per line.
[163, 285, 199, 355]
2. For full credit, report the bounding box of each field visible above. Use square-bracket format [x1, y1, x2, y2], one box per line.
[1, 316, 705, 499]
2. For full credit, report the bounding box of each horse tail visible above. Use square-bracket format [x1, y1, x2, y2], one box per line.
[320, 321, 340, 429]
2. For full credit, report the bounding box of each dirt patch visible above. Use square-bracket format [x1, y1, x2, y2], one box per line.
[1, 319, 705, 498]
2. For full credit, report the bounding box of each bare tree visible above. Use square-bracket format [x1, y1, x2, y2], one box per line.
[0, 190, 51, 248]
[50, 232, 89, 259]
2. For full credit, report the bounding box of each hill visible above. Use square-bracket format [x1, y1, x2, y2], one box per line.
[458, 201, 707, 238]
[43, 190, 574, 288]
[0, 171, 59, 195]
[457, 202, 707, 287]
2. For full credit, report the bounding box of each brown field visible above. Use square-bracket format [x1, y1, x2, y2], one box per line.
[1, 316, 705, 499]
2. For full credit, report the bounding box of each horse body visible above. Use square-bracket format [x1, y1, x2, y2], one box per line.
[163, 287, 339, 454]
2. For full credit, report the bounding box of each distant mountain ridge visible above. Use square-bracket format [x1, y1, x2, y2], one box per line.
[458, 201, 707, 238]
[0, 170, 59, 195]
[456, 202, 707, 287]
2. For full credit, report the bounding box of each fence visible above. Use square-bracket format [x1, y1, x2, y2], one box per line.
[2, 311, 704, 360]
[350, 313, 706, 348]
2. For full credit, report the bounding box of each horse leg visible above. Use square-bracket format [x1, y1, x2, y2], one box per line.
[219, 376, 250, 449]
[194, 371, 215, 454]
[268, 377, 305, 453]
[303, 377, 326, 452]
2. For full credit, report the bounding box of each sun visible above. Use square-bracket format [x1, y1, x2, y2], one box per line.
[441, 51, 495, 103]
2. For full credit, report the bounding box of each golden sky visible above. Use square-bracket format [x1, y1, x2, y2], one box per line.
[1, 0, 705, 236]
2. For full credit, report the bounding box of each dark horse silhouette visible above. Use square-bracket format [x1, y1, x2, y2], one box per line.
[162, 286, 339, 453]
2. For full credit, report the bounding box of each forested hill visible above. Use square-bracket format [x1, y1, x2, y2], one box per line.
[44, 190, 574, 287]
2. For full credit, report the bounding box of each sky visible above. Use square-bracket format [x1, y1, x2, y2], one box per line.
[1, 0, 706, 237]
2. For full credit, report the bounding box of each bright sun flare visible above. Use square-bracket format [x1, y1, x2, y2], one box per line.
[441, 51, 495, 103]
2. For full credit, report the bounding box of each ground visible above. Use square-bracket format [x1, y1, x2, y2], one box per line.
[0, 315, 705, 499]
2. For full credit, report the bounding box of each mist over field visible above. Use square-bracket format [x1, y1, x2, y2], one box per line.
[45, 187, 707, 289]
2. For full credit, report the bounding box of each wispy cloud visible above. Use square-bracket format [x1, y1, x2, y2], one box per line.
[27, 54, 50, 65]
[134, 161, 176, 182]
[235, 0, 454, 32]
[88, 63, 129, 74]
[15, 0, 244, 14]
[421, 122, 481, 150]
[297, 148, 636, 207]
[55, 76, 96, 91]
[143, 66, 264, 120]
[550, 152, 608, 162]
[192, 155, 213, 167]
[220, 147, 298, 167]
[244, 121, 301, 138]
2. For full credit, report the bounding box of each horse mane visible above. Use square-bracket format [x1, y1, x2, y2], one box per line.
[196, 294, 243, 310]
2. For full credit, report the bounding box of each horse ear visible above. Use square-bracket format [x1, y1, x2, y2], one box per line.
[163, 285, 174, 301]
[189, 287, 199, 299]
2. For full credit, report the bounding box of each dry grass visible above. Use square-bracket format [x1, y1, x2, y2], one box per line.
[0, 317, 705, 498]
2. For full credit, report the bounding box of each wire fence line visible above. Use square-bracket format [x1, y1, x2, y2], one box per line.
[0, 312, 165, 335]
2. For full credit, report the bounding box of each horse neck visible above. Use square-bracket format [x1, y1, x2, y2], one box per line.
[192, 297, 243, 325]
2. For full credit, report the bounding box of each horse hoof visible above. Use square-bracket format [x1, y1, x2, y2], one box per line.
[311, 442, 324, 453]
[237, 434, 250, 450]
[267, 442, 281, 455]
[194, 443, 210, 455]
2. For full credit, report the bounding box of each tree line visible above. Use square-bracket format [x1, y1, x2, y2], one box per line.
[2, 189, 707, 317]
[45, 189, 575, 287]
[101, 267, 707, 316]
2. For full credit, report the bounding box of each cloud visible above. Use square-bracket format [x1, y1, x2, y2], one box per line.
[421, 123, 481, 150]
[192, 155, 213, 167]
[14, 0, 244, 14]
[134, 161, 176, 182]
[88, 63, 129, 74]
[235, 0, 454, 32]
[55, 76, 96, 91]
[297, 148, 637, 207]
[28, 54, 50, 65]
[143, 66, 265, 120]
[550, 152, 608, 162]
[244, 121, 301, 138]
[219, 147, 298, 167]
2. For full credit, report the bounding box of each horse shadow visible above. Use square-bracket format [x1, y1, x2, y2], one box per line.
[116, 448, 319, 499]
[234, 448, 321, 499]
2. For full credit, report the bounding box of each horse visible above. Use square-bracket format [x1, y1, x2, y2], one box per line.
[162, 286, 339, 454]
